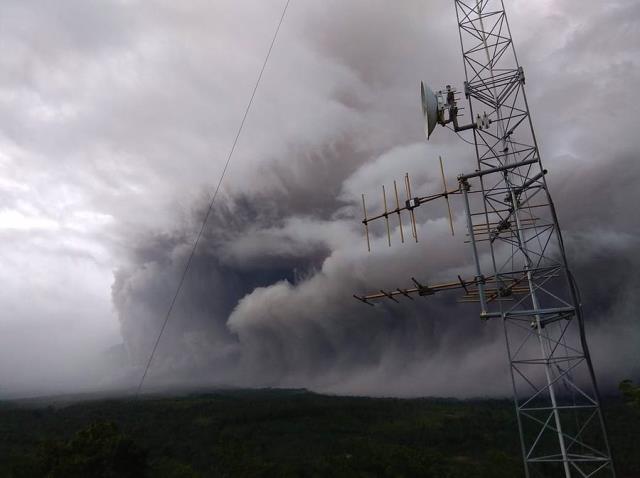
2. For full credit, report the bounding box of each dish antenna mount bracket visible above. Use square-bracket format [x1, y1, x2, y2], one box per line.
[421, 82, 490, 139]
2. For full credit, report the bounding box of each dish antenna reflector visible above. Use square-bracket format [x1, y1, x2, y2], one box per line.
[421, 82, 439, 140]
[421, 82, 479, 139]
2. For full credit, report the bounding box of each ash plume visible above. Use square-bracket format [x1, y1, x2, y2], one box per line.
[1, 0, 638, 398]
[109, 0, 640, 397]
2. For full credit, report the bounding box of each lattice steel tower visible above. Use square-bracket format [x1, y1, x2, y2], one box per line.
[354, 1, 616, 476]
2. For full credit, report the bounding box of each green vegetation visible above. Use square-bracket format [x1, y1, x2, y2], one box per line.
[620, 380, 640, 407]
[8, 421, 147, 478]
[0, 389, 638, 477]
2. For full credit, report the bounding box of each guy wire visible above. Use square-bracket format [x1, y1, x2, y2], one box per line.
[135, 0, 292, 398]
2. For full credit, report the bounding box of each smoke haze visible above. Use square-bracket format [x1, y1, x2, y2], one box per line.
[1, 0, 639, 398]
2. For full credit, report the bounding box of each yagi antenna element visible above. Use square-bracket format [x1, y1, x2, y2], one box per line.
[421, 82, 440, 139]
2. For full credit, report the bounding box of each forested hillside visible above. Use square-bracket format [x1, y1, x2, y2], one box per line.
[1, 389, 638, 477]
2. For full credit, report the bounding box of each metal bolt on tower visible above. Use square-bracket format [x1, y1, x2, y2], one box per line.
[354, 1, 616, 476]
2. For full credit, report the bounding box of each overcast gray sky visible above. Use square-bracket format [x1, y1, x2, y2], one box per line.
[1, 0, 639, 398]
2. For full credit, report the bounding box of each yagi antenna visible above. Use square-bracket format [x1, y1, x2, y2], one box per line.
[360, 158, 458, 252]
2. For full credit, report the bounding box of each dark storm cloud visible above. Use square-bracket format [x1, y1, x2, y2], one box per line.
[1, 0, 639, 397]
